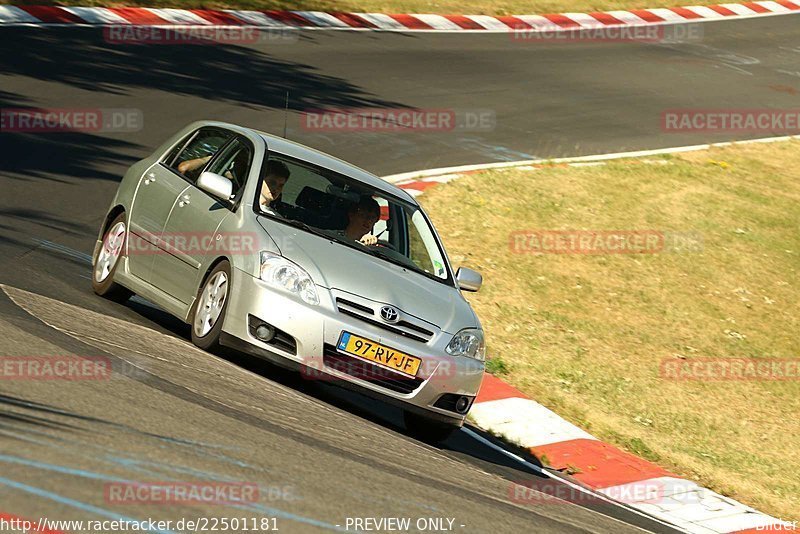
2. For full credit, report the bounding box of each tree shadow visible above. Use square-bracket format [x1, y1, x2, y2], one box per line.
[0, 27, 405, 111]
[0, 89, 142, 183]
[0, 209, 97, 253]
[0, 28, 408, 185]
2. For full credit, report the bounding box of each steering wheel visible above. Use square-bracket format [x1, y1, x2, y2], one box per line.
[376, 240, 397, 251]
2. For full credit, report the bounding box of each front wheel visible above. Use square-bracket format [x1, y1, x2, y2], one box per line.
[190, 261, 231, 351]
[92, 213, 133, 303]
[403, 411, 459, 444]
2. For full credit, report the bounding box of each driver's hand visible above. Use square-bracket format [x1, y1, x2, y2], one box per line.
[359, 234, 378, 246]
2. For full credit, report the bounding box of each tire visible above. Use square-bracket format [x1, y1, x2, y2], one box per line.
[190, 260, 232, 351]
[92, 212, 133, 303]
[403, 411, 459, 444]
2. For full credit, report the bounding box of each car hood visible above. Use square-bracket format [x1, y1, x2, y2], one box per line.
[258, 217, 478, 333]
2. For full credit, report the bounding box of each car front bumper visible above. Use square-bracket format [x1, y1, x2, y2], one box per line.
[221, 268, 485, 424]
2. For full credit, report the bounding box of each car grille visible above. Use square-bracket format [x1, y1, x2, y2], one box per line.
[335, 298, 436, 344]
[322, 344, 424, 394]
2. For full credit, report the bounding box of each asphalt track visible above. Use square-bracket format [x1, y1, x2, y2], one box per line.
[1, 13, 799, 533]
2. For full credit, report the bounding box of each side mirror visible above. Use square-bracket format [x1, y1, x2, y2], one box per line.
[456, 267, 482, 292]
[197, 171, 233, 201]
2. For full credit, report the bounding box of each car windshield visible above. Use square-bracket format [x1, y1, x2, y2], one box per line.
[256, 154, 452, 284]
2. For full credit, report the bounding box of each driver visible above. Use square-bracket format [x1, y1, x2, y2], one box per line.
[343, 196, 380, 246]
[259, 160, 291, 212]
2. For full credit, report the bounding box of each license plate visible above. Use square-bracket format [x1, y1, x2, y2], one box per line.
[337, 332, 421, 377]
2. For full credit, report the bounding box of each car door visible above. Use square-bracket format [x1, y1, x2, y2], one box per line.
[128, 127, 233, 284]
[127, 155, 190, 282]
[150, 136, 253, 304]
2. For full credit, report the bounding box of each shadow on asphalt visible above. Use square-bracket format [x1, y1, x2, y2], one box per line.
[0, 28, 404, 111]
[0, 90, 142, 184]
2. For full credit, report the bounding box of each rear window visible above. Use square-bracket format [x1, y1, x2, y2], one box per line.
[164, 128, 233, 182]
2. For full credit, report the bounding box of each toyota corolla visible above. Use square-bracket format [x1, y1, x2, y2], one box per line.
[92, 120, 485, 441]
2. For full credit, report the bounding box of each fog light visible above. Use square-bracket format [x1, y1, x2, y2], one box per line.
[455, 396, 471, 414]
[255, 324, 275, 342]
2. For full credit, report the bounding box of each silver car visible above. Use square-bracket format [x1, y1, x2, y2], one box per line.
[92, 120, 485, 441]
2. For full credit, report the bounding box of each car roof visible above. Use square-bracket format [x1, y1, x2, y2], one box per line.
[252, 129, 415, 203]
[186, 121, 415, 202]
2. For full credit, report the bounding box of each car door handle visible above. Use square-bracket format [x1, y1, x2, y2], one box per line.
[143, 172, 156, 185]
[178, 194, 191, 207]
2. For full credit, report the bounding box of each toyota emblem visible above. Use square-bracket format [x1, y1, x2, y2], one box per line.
[380, 306, 400, 323]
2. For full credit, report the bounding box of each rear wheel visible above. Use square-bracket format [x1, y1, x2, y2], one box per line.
[92, 213, 133, 303]
[191, 260, 231, 351]
[403, 411, 459, 444]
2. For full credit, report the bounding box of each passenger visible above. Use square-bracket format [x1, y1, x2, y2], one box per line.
[177, 154, 212, 177]
[259, 160, 291, 211]
[343, 196, 380, 246]
[178, 151, 248, 188]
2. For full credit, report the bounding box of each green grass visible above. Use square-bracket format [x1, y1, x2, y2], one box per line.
[421, 141, 800, 521]
[0, 0, 721, 16]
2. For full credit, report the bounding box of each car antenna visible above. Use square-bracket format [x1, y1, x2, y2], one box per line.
[282, 91, 289, 139]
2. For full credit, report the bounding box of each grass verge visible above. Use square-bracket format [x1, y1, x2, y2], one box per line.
[0, 0, 722, 17]
[420, 141, 800, 521]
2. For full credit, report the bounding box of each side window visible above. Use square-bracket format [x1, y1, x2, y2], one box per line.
[409, 210, 447, 279]
[206, 137, 252, 198]
[168, 128, 232, 183]
[163, 133, 192, 168]
[373, 197, 390, 244]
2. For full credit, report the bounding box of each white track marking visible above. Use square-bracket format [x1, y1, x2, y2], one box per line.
[462, 428, 681, 533]
[464, 14, 513, 30]
[603, 10, 653, 24]
[382, 134, 800, 183]
[412, 14, 462, 30]
[225, 10, 291, 27]
[717, 3, 759, 15]
[599, 477, 791, 534]
[513, 14, 562, 30]
[1, 7, 797, 30]
[0, 6, 40, 23]
[145, 8, 211, 24]
[682, 6, 728, 18]
[353, 13, 407, 30]
[292, 11, 351, 28]
[61, 6, 130, 24]
[754, 0, 793, 11]
[470, 398, 597, 448]
[562, 12, 608, 27]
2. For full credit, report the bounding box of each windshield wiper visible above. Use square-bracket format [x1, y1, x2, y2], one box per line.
[360, 246, 437, 280]
[271, 217, 335, 241]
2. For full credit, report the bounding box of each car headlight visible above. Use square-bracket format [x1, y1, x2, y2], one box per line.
[446, 328, 486, 362]
[259, 251, 319, 306]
